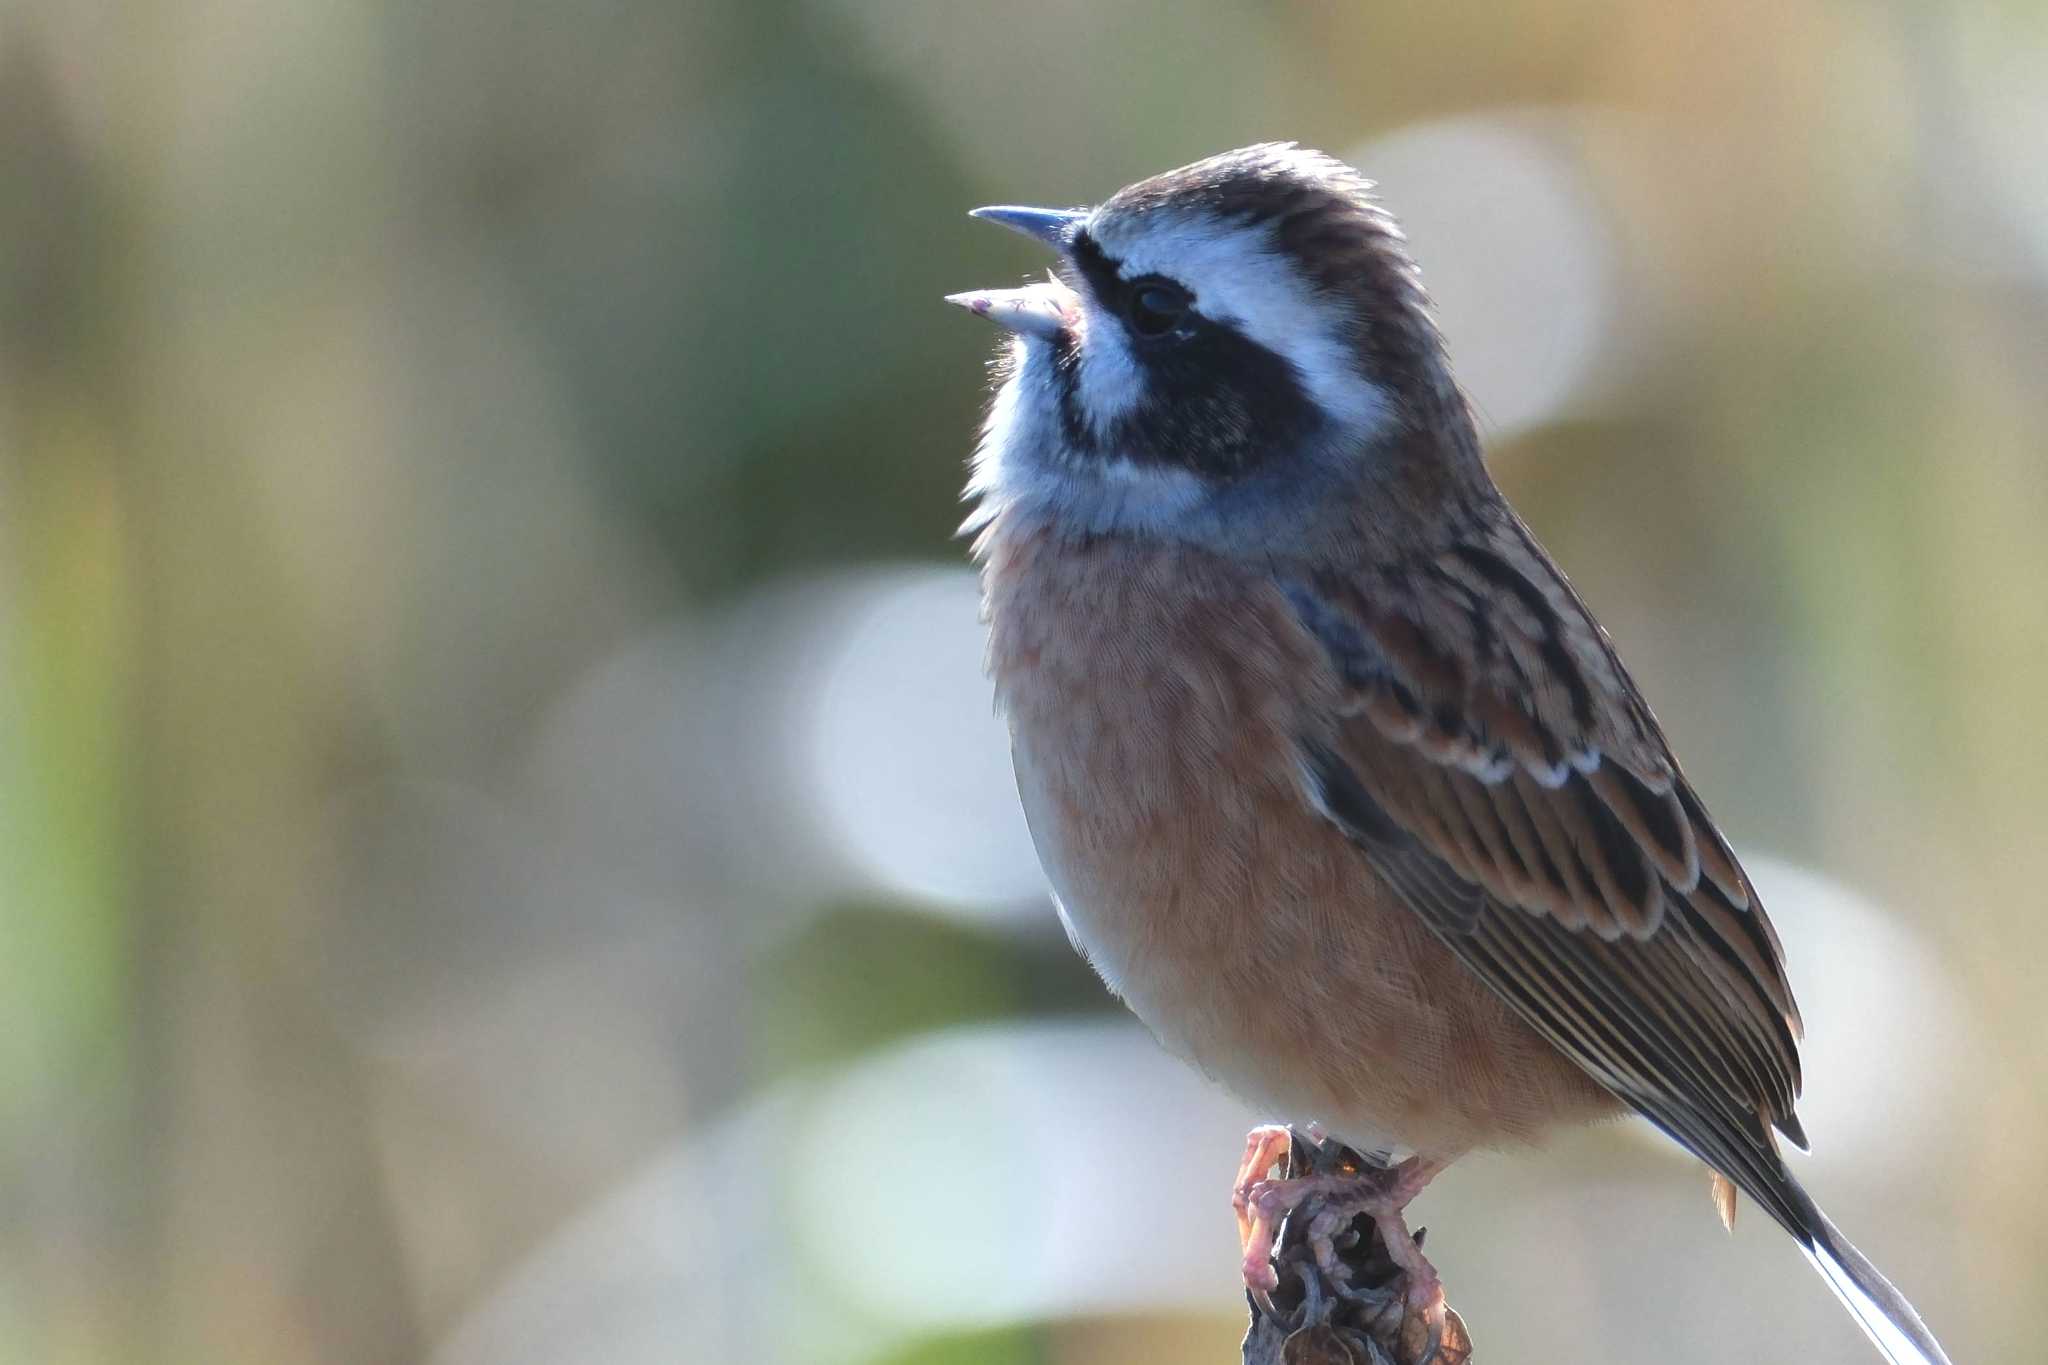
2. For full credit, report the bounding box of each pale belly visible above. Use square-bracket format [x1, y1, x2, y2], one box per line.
[1013, 736, 1417, 1156]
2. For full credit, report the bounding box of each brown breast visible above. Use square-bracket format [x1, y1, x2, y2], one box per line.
[979, 513, 1621, 1158]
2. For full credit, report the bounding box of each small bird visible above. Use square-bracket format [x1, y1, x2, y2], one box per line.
[947, 144, 1953, 1365]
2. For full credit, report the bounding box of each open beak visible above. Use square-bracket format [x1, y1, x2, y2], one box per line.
[943, 281, 1072, 337]
[948, 205, 1087, 336]
[966, 205, 1086, 249]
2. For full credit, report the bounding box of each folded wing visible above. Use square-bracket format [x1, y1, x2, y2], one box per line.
[1285, 510, 1810, 1231]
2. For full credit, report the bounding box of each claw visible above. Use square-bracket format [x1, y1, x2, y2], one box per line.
[1372, 1207, 1446, 1364]
[1232, 1125, 1448, 1303]
[1230, 1128, 1474, 1362]
[1232, 1124, 1297, 1292]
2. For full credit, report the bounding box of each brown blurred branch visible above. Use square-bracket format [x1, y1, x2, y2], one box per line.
[1241, 1131, 1473, 1365]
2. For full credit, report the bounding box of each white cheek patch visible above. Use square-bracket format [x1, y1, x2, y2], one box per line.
[966, 335, 1212, 538]
[1087, 212, 1391, 440]
[1072, 310, 1144, 432]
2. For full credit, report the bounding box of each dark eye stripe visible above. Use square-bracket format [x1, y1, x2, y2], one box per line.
[1065, 230, 1121, 300]
[1057, 227, 1325, 479]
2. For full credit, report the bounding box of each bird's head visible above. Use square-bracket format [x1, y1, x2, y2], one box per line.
[951, 143, 1481, 548]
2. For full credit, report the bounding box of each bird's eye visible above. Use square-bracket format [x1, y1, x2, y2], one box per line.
[1126, 279, 1191, 338]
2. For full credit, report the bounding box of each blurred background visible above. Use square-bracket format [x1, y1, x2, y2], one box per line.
[2, 1, 2044, 1361]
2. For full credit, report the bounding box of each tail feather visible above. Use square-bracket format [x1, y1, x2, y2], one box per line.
[1783, 1175, 1953, 1365]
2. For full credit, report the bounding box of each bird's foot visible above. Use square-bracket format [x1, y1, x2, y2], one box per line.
[1299, 1156, 1442, 1285]
[1234, 1127, 1443, 1300]
[1232, 1127, 1294, 1248]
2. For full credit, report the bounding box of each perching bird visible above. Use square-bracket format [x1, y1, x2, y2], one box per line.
[947, 144, 1953, 1365]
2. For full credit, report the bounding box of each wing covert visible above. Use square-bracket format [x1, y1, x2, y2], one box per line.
[1284, 512, 1810, 1204]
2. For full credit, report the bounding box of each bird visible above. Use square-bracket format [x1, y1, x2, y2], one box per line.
[945, 143, 1954, 1365]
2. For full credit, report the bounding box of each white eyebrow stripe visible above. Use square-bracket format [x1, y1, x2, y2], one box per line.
[1087, 213, 1391, 437]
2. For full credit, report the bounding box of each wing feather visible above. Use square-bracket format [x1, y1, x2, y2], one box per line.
[1286, 512, 1807, 1176]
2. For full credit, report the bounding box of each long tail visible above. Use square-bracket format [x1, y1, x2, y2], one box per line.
[1778, 1171, 1953, 1365]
